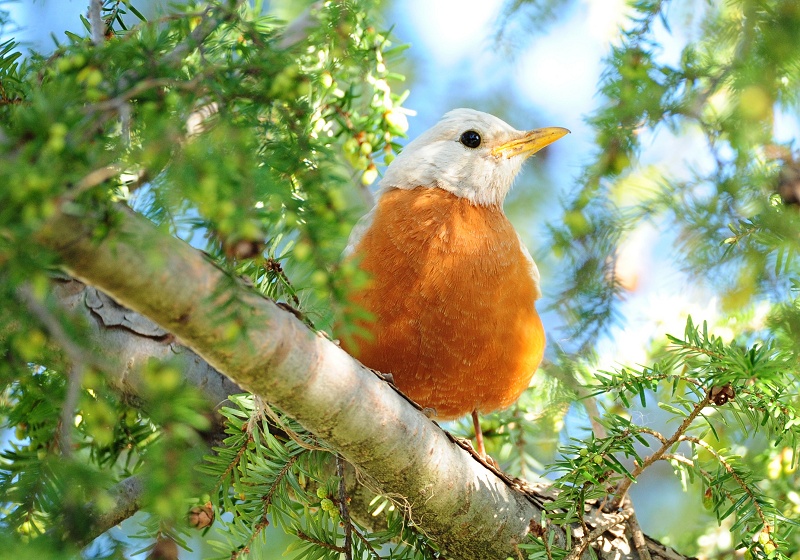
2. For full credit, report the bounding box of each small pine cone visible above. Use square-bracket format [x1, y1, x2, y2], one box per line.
[188, 501, 215, 529]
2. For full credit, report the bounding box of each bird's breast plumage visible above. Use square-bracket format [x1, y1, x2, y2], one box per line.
[341, 186, 545, 419]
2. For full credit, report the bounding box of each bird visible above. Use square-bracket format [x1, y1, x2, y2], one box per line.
[340, 108, 569, 457]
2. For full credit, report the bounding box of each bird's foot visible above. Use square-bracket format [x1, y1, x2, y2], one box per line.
[456, 436, 500, 469]
[482, 453, 500, 470]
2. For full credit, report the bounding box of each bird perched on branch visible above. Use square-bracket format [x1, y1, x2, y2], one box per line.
[341, 108, 568, 457]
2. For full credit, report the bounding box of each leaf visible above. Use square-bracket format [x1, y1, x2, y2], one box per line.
[125, 1, 147, 22]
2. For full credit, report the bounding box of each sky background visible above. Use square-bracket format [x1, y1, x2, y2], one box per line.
[5, 0, 794, 556]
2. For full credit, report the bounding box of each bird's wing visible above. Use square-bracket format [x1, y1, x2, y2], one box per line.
[516, 232, 542, 300]
[343, 205, 377, 258]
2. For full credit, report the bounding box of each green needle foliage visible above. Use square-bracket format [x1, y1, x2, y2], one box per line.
[509, 0, 800, 559]
[0, 0, 418, 557]
[1, 0, 800, 559]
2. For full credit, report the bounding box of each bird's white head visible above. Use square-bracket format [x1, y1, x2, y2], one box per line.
[379, 108, 569, 207]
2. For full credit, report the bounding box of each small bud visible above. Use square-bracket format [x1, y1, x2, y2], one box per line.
[343, 137, 359, 154]
[702, 488, 713, 510]
[85, 68, 103, 88]
[384, 109, 408, 134]
[362, 165, 378, 186]
[147, 536, 178, 560]
[293, 241, 311, 261]
[709, 384, 735, 406]
[296, 79, 311, 97]
[56, 57, 72, 73]
[188, 502, 215, 529]
[311, 270, 328, 288]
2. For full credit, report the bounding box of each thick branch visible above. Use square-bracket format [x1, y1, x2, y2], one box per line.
[50, 277, 241, 423]
[37, 205, 537, 559]
[86, 475, 144, 541]
[36, 204, 690, 560]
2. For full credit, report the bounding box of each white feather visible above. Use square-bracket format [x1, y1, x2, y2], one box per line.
[379, 108, 529, 207]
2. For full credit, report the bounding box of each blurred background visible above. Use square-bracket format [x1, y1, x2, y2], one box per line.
[4, 0, 798, 557]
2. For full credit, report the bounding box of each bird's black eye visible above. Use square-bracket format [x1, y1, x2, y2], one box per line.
[459, 130, 482, 149]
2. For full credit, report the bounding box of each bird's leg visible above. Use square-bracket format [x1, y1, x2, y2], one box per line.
[471, 410, 486, 458]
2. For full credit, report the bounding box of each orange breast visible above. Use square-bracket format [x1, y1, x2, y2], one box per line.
[341, 187, 545, 420]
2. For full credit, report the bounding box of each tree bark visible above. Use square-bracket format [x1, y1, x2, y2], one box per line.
[37, 204, 687, 560]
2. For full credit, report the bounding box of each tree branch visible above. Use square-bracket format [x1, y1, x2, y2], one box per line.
[74, 475, 144, 546]
[608, 393, 711, 510]
[37, 203, 692, 560]
[88, 0, 104, 45]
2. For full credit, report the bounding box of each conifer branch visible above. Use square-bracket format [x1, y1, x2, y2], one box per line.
[678, 435, 770, 530]
[296, 530, 346, 553]
[608, 392, 711, 510]
[17, 285, 88, 457]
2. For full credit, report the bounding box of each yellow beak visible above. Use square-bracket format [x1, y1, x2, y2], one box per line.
[491, 127, 570, 159]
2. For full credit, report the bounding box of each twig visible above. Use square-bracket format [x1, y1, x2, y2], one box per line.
[542, 524, 555, 560]
[671, 341, 727, 363]
[91, 76, 202, 113]
[351, 524, 381, 559]
[659, 455, 742, 515]
[88, 0, 104, 45]
[261, 402, 328, 452]
[565, 505, 634, 560]
[72, 163, 123, 196]
[75, 475, 144, 546]
[232, 454, 300, 560]
[210, 434, 252, 499]
[583, 395, 607, 439]
[264, 258, 301, 307]
[678, 435, 769, 529]
[296, 530, 346, 553]
[17, 285, 91, 457]
[337, 455, 353, 560]
[608, 392, 711, 510]
[636, 427, 668, 445]
[661, 453, 694, 467]
[625, 503, 652, 560]
[161, 3, 241, 67]
[59, 365, 84, 458]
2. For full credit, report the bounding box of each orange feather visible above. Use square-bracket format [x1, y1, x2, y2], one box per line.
[342, 186, 545, 420]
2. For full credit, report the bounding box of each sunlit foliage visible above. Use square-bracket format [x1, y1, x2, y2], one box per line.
[1, 0, 800, 559]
